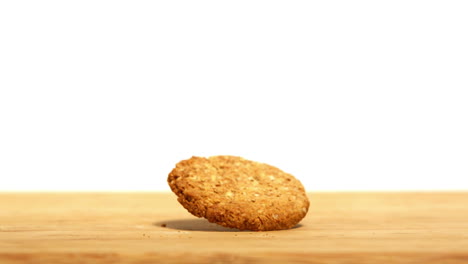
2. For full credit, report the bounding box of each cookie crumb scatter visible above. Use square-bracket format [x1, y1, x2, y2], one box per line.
[168, 155, 309, 231]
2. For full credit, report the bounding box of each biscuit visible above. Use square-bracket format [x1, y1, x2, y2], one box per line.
[167, 156, 309, 231]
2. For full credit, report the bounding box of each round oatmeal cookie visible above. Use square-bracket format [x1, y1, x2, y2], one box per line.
[167, 156, 309, 231]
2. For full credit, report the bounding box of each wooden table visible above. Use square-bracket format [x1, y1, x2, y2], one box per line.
[1, 192, 467, 263]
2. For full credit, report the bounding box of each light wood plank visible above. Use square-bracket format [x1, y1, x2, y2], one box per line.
[1, 192, 468, 263]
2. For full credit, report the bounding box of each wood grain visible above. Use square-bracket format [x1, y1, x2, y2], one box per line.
[1, 192, 467, 263]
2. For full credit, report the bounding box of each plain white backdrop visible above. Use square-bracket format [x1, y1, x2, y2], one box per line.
[1, 1, 467, 191]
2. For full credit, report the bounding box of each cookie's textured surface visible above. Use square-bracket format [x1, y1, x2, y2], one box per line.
[167, 156, 309, 231]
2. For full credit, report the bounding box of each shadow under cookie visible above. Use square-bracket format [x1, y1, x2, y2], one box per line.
[154, 218, 302, 232]
[154, 218, 241, 232]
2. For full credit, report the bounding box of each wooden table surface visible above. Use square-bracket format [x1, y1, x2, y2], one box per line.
[1, 192, 467, 263]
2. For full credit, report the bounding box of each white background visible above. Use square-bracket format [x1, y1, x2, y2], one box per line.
[1, 1, 467, 191]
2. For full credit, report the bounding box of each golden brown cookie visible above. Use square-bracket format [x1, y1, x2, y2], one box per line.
[167, 156, 309, 231]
